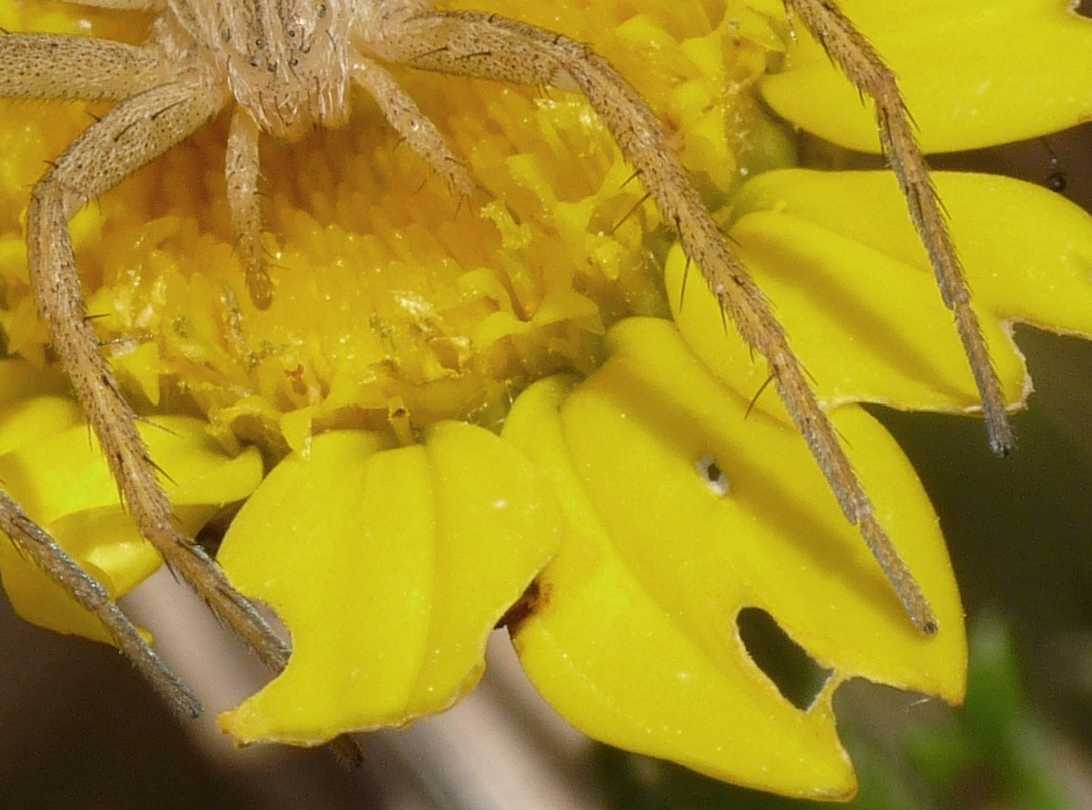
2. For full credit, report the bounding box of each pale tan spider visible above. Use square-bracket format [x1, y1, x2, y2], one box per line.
[0, 0, 1011, 742]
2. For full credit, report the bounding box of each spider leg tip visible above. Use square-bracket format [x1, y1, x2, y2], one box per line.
[988, 424, 1015, 458]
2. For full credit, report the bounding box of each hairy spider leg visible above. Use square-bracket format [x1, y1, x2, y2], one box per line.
[0, 30, 206, 713]
[363, 8, 939, 634]
[0, 26, 293, 695]
[353, 56, 476, 198]
[0, 31, 161, 100]
[782, 0, 1012, 456]
[227, 109, 276, 309]
[24, 72, 303, 677]
[0, 489, 201, 717]
[3, 22, 366, 765]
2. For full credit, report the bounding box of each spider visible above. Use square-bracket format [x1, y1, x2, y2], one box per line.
[0, 0, 1011, 750]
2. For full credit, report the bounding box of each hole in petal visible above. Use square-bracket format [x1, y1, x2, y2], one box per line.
[737, 607, 830, 711]
[695, 454, 730, 497]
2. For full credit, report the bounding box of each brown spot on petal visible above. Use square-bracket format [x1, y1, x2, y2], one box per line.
[496, 578, 549, 635]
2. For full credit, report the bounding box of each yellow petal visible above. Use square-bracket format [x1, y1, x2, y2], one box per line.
[669, 170, 1092, 415]
[217, 423, 560, 745]
[0, 395, 83, 456]
[0, 359, 67, 411]
[761, 0, 1092, 153]
[0, 415, 263, 525]
[0, 544, 118, 644]
[503, 318, 963, 800]
[0, 411, 263, 642]
[112, 341, 163, 407]
[0, 505, 220, 644]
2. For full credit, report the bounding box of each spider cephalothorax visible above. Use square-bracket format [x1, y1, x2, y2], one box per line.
[0, 0, 1010, 757]
[162, 0, 358, 138]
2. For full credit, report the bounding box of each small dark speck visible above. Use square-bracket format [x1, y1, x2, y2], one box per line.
[696, 455, 730, 496]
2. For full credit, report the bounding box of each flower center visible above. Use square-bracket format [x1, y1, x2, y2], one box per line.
[0, 1, 793, 457]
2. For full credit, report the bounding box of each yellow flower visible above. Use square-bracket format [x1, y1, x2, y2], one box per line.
[0, 0, 1090, 800]
[0, 361, 262, 642]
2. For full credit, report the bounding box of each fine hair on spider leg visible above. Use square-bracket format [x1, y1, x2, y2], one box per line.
[0, 5, 363, 764]
[781, 0, 1013, 456]
[0, 490, 201, 718]
[362, 4, 940, 632]
[0, 0, 996, 756]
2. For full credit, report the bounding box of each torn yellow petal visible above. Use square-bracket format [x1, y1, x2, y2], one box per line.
[504, 319, 963, 799]
[762, 0, 1092, 153]
[217, 423, 560, 745]
[0, 410, 262, 642]
[670, 170, 1092, 415]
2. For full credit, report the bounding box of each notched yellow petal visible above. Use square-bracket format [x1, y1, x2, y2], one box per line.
[0, 408, 262, 642]
[503, 319, 963, 800]
[670, 169, 1092, 416]
[762, 0, 1092, 153]
[217, 423, 560, 745]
